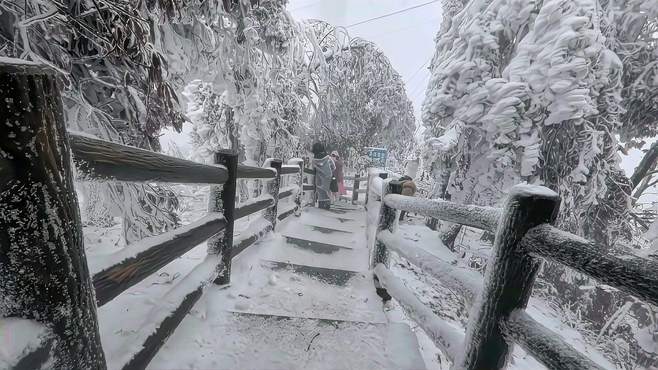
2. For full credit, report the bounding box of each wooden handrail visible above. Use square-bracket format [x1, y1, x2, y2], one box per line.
[377, 230, 482, 304]
[501, 310, 605, 370]
[91, 213, 227, 306]
[2, 61, 311, 370]
[374, 264, 464, 362]
[70, 133, 229, 184]
[235, 195, 275, 220]
[237, 164, 277, 179]
[280, 165, 300, 175]
[383, 194, 500, 232]
[278, 186, 297, 200]
[521, 224, 658, 307]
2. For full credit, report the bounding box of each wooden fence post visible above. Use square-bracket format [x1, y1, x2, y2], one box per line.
[293, 159, 304, 216]
[365, 171, 387, 209]
[264, 159, 283, 229]
[372, 179, 402, 268]
[455, 185, 560, 370]
[352, 176, 361, 204]
[0, 59, 106, 369]
[207, 150, 238, 285]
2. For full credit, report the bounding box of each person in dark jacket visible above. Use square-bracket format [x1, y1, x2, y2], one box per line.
[311, 143, 335, 209]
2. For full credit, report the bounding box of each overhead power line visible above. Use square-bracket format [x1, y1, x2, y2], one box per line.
[406, 58, 431, 85]
[345, 0, 441, 29]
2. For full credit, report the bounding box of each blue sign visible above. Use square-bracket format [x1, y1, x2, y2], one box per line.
[367, 147, 387, 168]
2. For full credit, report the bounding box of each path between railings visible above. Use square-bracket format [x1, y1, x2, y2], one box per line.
[143, 202, 426, 370]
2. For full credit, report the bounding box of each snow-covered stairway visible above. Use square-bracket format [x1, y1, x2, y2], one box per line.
[147, 202, 426, 370]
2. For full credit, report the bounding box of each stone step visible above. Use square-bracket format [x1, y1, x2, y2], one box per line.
[149, 311, 426, 370]
[211, 257, 385, 323]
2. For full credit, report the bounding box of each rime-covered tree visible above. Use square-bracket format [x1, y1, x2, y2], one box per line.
[0, 0, 188, 243]
[421, 0, 658, 365]
[307, 21, 415, 168]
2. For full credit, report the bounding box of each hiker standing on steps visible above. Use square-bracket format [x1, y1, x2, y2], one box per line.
[312, 142, 335, 210]
[330, 151, 346, 201]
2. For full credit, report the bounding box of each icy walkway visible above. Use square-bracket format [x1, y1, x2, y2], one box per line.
[147, 203, 426, 370]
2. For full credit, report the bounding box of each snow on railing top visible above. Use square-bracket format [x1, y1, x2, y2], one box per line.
[521, 224, 658, 307]
[377, 230, 482, 304]
[383, 193, 500, 232]
[88, 213, 225, 276]
[90, 213, 226, 306]
[280, 165, 301, 175]
[69, 132, 229, 185]
[0, 318, 52, 369]
[373, 264, 464, 362]
[369, 175, 385, 197]
[237, 164, 277, 179]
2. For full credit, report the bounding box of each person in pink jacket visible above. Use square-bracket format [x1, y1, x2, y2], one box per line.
[330, 151, 346, 198]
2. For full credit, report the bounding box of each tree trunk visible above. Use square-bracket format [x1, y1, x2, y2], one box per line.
[0, 60, 106, 369]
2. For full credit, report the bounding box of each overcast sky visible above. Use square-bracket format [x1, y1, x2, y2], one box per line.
[288, 0, 442, 120]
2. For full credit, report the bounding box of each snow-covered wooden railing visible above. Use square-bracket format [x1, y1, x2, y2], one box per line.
[343, 174, 364, 204]
[0, 59, 311, 370]
[367, 176, 649, 369]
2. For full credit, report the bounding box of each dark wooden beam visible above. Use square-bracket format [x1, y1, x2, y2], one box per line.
[501, 311, 604, 370]
[521, 224, 658, 307]
[384, 194, 500, 232]
[69, 134, 228, 185]
[237, 164, 276, 179]
[235, 197, 275, 220]
[93, 214, 226, 306]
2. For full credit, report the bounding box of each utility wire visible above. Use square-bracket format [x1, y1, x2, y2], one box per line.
[405, 58, 431, 85]
[345, 0, 441, 29]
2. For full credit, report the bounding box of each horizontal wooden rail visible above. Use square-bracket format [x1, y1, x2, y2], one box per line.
[280, 165, 300, 175]
[235, 196, 275, 220]
[521, 224, 658, 307]
[377, 231, 482, 304]
[501, 310, 605, 370]
[231, 218, 273, 258]
[374, 264, 464, 362]
[278, 205, 297, 221]
[70, 133, 228, 185]
[303, 184, 315, 191]
[120, 256, 217, 370]
[384, 194, 500, 232]
[278, 186, 297, 200]
[303, 168, 315, 175]
[237, 164, 276, 179]
[91, 213, 226, 306]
